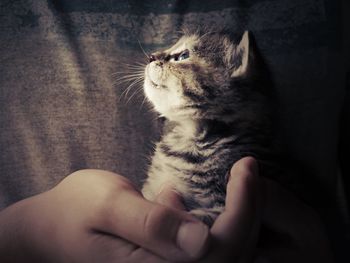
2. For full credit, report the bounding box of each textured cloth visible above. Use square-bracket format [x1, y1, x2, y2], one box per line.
[0, 0, 349, 260]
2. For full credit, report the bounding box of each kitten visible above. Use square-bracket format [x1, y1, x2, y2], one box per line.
[141, 30, 273, 226]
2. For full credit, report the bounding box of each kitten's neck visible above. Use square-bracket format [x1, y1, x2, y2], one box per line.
[173, 118, 200, 139]
[173, 118, 233, 141]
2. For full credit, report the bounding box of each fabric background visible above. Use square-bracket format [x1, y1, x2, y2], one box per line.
[0, 0, 349, 260]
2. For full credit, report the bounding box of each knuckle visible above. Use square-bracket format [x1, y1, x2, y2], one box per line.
[65, 169, 105, 184]
[68, 169, 133, 191]
[113, 177, 134, 192]
[66, 169, 136, 205]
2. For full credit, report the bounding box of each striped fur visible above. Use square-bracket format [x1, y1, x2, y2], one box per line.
[142, 31, 272, 226]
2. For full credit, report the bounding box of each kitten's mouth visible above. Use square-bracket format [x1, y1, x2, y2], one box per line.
[145, 69, 160, 89]
[149, 79, 160, 89]
[147, 76, 168, 89]
[146, 66, 167, 89]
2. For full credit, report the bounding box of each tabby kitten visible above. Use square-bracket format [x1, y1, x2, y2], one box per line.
[141, 31, 272, 226]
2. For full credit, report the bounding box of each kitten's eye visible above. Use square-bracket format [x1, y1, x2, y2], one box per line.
[170, 50, 190, 62]
[178, 50, 190, 61]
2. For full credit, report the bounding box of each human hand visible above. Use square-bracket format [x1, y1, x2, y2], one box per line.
[156, 157, 261, 263]
[0, 158, 332, 263]
[156, 157, 334, 263]
[0, 170, 210, 263]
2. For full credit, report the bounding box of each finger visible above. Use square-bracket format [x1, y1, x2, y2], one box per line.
[88, 233, 169, 263]
[126, 247, 171, 263]
[212, 157, 259, 242]
[96, 179, 210, 262]
[154, 184, 186, 210]
[208, 157, 260, 261]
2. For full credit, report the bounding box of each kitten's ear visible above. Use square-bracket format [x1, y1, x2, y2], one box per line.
[231, 31, 250, 78]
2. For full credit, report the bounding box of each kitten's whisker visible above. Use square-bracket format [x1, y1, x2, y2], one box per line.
[121, 69, 144, 74]
[134, 61, 147, 66]
[126, 86, 144, 105]
[120, 79, 143, 101]
[125, 81, 142, 97]
[111, 71, 144, 78]
[121, 65, 146, 70]
[118, 73, 144, 79]
[198, 31, 213, 42]
[114, 74, 144, 80]
[116, 76, 143, 93]
[121, 62, 147, 68]
[113, 75, 144, 83]
[139, 94, 148, 111]
[121, 79, 143, 94]
[150, 114, 162, 122]
[111, 63, 146, 77]
[120, 69, 144, 73]
[124, 90, 140, 105]
[113, 77, 143, 87]
[117, 63, 145, 67]
[113, 68, 145, 73]
[112, 70, 143, 74]
[137, 39, 149, 59]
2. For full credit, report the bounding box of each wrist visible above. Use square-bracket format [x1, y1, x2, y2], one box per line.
[0, 194, 49, 262]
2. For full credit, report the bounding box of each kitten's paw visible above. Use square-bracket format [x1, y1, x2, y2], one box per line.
[190, 207, 224, 227]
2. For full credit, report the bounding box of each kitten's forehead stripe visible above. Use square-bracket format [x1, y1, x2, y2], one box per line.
[152, 52, 167, 61]
[169, 42, 186, 55]
[168, 35, 199, 55]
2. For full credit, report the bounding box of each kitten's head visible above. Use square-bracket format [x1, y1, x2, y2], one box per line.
[144, 31, 253, 121]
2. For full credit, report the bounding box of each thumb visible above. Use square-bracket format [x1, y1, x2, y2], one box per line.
[207, 157, 260, 262]
[97, 180, 210, 262]
[155, 184, 186, 210]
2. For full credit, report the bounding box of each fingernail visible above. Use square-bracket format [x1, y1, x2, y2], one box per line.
[246, 157, 259, 174]
[157, 183, 172, 195]
[230, 156, 259, 181]
[177, 222, 209, 259]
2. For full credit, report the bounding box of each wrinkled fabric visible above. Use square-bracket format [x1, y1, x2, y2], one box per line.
[0, 0, 349, 260]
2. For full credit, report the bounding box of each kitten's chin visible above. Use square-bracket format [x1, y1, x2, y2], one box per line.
[144, 79, 185, 120]
[162, 109, 197, 122]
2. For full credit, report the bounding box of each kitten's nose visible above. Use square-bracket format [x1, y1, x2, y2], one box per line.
[149, 54, 156, 63]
